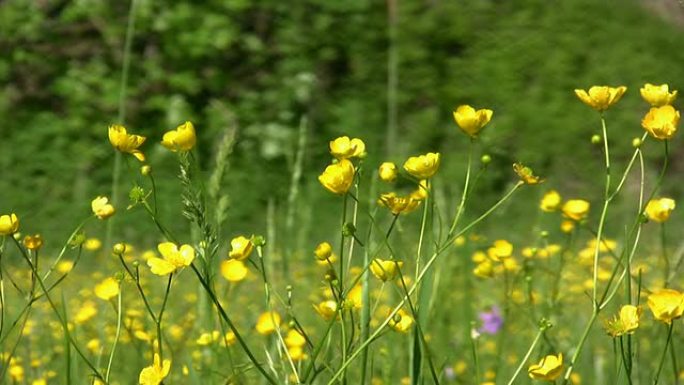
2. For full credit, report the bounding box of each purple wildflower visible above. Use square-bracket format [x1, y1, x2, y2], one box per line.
[478, 305, 503, 335]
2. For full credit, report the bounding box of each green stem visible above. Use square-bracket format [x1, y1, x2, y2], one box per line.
[105, 288, 123, 382]
[653, 323, 675, 385]
[506, 326, 545, 385]
[448, 139, 474, 237]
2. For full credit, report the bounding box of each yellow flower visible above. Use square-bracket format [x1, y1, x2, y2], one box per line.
[640, 83, 677, 107]
[403, 152, 440, 179]
[562, 199, 590, 221]
[220, 259, 248, 282]
[91, 196, 115, 220]
[642, 105, 680, 140]
[195, 332, 215, 346]
[528, 353, 563, 381]
[645, 198, 676, 223]
[540, 190, 562, 212]
[560, 220, 575, 233]
[378, 162, 398, 182]
[473, 260, 494, 278]
[161, 121, 196, 152]
[8, 363, 23, 382]
[94, 277, 120, 300]
[255, 311, 281, 335]
[378, 192, 421, 215]
[0, 213, 19, 235]
[410, 180, 429, 201]
[329, 136, 366, 159]
[319, 159, 355, 195]
[288, 345, 307, 362]
[147, 242, 195, 276]
[314, 300, 339, 320]
[513, 163, 543, 185]
[285, 329, 306, 348]
[84, 238, 102, 251]
[23, 234, 43, 250]
[346, 284, 363, 309]
[75, 301, 97, 323]
[604, 305, 641, 337]
[314, 242, 333, 261]
[139, 353, 171, 385]
[228, 235, 254, 260]
[108, 124, 146, 162]
[224, 331, 236, 346]
[487, 240, 513, 261]
[452, 105, 493, 137]
[370, 259, 403, 282]
[389, 309, 414, 333]
[648, 288, 684, 324]
[574, 86, 627, 112]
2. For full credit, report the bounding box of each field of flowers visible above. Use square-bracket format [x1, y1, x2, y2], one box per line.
[0, 82, 682, 385]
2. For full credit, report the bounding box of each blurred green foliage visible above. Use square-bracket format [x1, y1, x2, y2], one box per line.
[1, 0, 683, 246]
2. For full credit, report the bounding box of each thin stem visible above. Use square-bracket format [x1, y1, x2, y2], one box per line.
[105, 288, 123, 382]
[448, 139, 474, 237]
[506, 326, 545, 385]
[653, 323, 675, 385]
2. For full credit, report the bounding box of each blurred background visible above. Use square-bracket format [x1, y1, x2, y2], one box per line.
[1, 0, 683, 251]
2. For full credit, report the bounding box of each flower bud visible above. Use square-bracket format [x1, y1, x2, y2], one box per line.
[632, 137, 642, 148]
[113, 243, 126, 255]
[141, 165, 152, 176]
[481, 154, 492, 165]
[591, 134, 602, 145]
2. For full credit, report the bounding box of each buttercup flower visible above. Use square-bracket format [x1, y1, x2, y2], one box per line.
[410, 180, 429, 201]
[379, 162, 398, 182]
[640, 83, 677, 107]
[255, 311, 281, 335]
[574, 86, 627, 112]
[453, 105, 493, 137]
[94, 277, 120, 300]
[220, 259, 248, 282]
[329, 136, 366, 159]
[648, 288, 684, 324]
[378, 192, 421, 215]
[513, 163, 543, 185]
[642, 105, 680, 140]
[139, 353, 171, 385]
[473, 260, 494, 278]
[314, 300, 338, 320]
[147, 242, 195, 276]
[540, 190, 561, 212]
[0, 213, 19, 235]
[108, 124, 146, 162]
[314, 242, 333, 261]
[645, 198, 675, 223]
[604, 305, 641, 337]
[487, 240, 513, 261]
[229, 236, 254, 260]
[318, 159, 355, 195]
[389, 309, 414, 333]
[403, 152, 440, 179]
[161, 121, 196, 152]
[23, 234, 43, 250]
[562, 199, 590, 221]
[370, 259, 403, 281]
[528, 353, 563, 381]
[91, 196, 115, 220]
